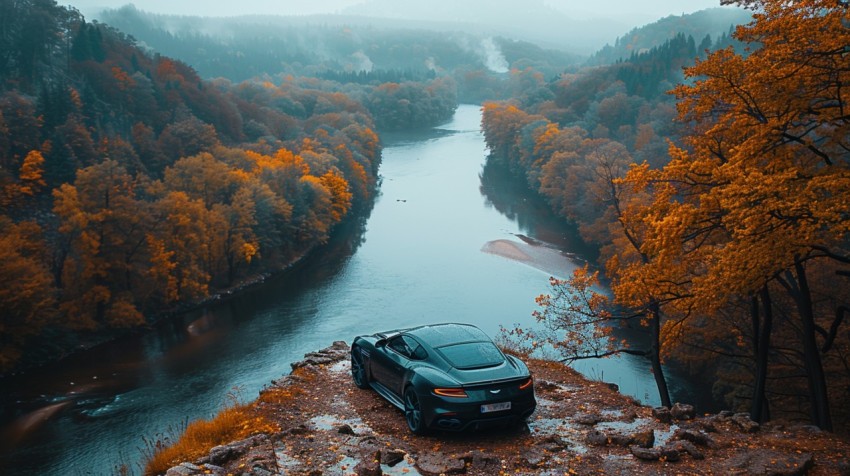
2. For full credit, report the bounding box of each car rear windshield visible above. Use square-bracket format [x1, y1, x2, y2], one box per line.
[437, 341, 504, 369]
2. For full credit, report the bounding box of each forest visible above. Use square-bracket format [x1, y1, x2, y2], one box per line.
[0, 0, 457, 371]
[484, 0, 850, 432]
[3, 0, 847, 438]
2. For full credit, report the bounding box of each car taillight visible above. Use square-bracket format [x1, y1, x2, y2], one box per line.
[519, 377, 533, 390]
[433, 388, 468, 398]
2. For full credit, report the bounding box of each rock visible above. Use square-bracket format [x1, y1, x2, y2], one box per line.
[354, 450, 382, 476]
[535, 435, 570, 452]
[416, 452, 467, 475]
[732, 413, 761, 433]
[521, 448, 548, 467]
[575, 412, 601, 425]
[585, 430, 610, 446]
[789, 424, 823, 434]
[382, 449, 407, 467]
[164, 467, 191, 476]
[672, 428, 714, 446]
[537, 380, 560, 392]
[630, 429, 655, 448]
[201, 464, 226, 476]
[652, 406, 672, 423]
[165, 463, 202, 476]
[208, 434, 268, 465]
[723, 449, 814, 476]
[285, 424, 309, 435]
[671, 402, 695, 420]
[608, 433, 634, 447]
[605, 382, 620, 392]
[668, 440, 705, 460]
[337, 423, 356, 435]
[629, 445, 681, 462]
[697, 419, 718, 433]
[461, 450, 501, 470]
[291, 341, 350, 370]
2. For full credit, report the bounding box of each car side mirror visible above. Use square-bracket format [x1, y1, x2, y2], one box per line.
[375, 338, 387, 347]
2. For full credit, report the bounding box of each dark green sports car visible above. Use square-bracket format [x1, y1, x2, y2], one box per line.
[350, 323, 536, 434]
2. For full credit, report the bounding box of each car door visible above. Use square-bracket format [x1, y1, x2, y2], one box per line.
[377, 335, 414, 396]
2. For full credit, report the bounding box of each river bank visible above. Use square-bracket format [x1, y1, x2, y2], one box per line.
[1, 245, 316, 379]
[151, 342, 850, 476]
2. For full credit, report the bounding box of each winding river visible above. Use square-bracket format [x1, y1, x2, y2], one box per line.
[0, 105, 698, 475]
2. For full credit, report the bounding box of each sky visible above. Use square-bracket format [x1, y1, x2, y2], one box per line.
[70, 0, 728, 24]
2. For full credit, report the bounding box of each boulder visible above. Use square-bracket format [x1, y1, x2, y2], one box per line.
[630, 429, 655, 448]
[585, 429, 610, 446]
[416, 452, 467, 475]
[165, 463, 202, 476]
[630, 445, 681, 462]
[732, 413, 761, 433]
[671, 402, 695, 420]
[337, 423, 356, 435]
[668, 440, 705, 460]
[208, 435, 266, 465]
[652, 406, 672, 423]
[354, 450, 382, 476]
[382, 449, 407, 467]
[672, 428, 714, 447]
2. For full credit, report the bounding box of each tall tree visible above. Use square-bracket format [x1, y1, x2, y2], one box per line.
[620, 0, 850, 429]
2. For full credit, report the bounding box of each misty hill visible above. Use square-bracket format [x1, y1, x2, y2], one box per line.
[342, 0, 625, 53]
[96, 5, 582, 103]
[588, 8, 752, 65]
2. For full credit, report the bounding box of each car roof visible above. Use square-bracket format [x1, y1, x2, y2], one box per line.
[404, 323, 490, 348]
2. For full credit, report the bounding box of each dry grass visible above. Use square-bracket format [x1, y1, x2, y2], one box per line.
[141, 371, 314, 475]
[143, 404, 277, 476]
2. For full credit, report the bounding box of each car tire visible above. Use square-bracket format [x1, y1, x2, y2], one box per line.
[351, 347, 370, 389]
[404, 386, 427, 435]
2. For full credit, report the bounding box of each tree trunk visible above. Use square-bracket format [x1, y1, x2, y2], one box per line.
[649, 300, 672, 407]
[750, 286, 773, 423]
[790, 260, 832, 431]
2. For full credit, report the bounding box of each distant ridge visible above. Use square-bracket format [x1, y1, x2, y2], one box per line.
[588, 7, 753, 65]
[341, 0, 626, 54]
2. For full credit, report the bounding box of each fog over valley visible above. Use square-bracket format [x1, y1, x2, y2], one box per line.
[75, 0, 737, 54]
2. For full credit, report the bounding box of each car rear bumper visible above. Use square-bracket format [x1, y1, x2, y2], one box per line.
[422, 392, 536, 431]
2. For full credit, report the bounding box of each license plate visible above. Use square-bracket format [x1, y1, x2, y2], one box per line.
[481, 402, 511, 413]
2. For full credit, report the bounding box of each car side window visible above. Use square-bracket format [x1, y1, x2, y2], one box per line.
[387, 335, 427, 360]
[387, 336, 413, 358]
[403, 336, 427, 360]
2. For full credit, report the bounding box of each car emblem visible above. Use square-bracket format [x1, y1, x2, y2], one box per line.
[489, 389, 501, 394]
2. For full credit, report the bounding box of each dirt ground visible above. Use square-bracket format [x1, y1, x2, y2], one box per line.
[168, 342, 850, 476]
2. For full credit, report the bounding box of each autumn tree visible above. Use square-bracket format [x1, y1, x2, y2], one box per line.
[613, 0, 850, 429]
[0, 217, 58, 370]
[53, 159, 150, 329]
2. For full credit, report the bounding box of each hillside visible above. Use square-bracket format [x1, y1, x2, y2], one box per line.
[148, 342, 850, 475]
[96, 5, 581, 103]
[0, 0, 458, 373]
[588, 7, 753, 65]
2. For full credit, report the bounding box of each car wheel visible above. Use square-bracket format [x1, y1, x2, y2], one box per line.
[350, 347, 370, 389]
[404, 387, 426, 435]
